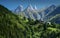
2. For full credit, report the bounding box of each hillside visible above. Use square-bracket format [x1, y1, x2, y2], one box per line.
[0, 5, 60, 38]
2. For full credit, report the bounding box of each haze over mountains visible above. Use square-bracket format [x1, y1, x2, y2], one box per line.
[14, 4, 60, 24]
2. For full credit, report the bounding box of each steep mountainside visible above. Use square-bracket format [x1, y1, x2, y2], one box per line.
[0, 5, 29, 38]
[38, 5, 56, 21]
[19, 5, 40, 20]
[46, 6, 60, 23]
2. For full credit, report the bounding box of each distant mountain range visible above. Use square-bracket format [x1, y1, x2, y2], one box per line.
[14, 4, 60, 24]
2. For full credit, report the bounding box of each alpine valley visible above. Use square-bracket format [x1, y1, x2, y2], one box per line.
[0, 4, 60, 38]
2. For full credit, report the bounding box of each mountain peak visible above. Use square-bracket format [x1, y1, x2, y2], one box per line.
[14, 5, 23, 13]
[19, 5, 23, 8]
[26, 4, 34, 11]
[49, 4, 56, 9]
[34, 5, 37, 10]
[50, 4, 56, 7]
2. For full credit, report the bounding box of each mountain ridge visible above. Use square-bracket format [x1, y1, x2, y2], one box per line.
[14, 4, 60, 24]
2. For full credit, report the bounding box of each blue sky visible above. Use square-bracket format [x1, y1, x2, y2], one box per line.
[0, 0, 60, 10]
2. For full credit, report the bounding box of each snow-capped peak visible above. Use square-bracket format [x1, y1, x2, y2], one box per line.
[34, 5, 37, 10]
[14, 5, 23, 13]
[19, 5, 23, 11]
[26, 4, 34, 11]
